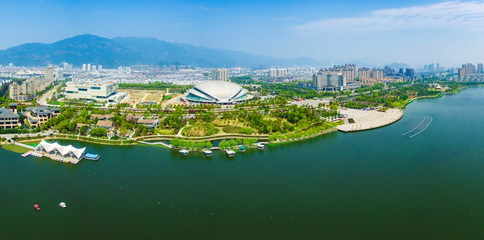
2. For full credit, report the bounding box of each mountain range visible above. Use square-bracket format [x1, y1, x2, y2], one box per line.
[0, 34, 320, 68]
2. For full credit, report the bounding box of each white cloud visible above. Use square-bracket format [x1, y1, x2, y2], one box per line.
[293, 1, 484, 32]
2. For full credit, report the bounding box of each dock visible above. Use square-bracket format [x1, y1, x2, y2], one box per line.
[19, 140, 100, 165]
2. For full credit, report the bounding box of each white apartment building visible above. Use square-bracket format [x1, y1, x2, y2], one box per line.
[212, 68, 228, 81]
[9, 78, 52, 101]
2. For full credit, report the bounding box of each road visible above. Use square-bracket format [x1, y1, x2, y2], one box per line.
[0, 130, 53, 140]
[37, 87, 57, 106]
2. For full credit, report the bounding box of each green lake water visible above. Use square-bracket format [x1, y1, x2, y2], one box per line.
[1, 87, 484, 239]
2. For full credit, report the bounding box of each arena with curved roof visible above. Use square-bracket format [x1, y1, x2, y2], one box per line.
[183, 81, 253, 104]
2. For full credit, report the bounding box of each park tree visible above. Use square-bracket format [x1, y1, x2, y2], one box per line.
[90, 127, 107, 137]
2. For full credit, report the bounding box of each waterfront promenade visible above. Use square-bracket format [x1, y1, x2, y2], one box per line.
[337, 108, 403, 132]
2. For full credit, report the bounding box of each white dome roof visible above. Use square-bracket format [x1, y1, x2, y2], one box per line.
[186, 81, 250, 103]
[195, 81, 242, 99]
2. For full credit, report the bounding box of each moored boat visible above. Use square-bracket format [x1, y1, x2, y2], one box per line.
[257, 143, 265, 150]
[179, 149, 190, 156]
[203, 150, 212, 157]
[84, 153, 100, 160]
[226, 149, 236, 157]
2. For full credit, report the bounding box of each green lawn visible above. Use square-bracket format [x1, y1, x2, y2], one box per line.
[1, 144, 30, 153]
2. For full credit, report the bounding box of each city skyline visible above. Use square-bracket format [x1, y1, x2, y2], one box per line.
[1, 0, 484, 67]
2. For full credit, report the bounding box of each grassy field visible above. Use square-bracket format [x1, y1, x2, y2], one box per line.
[121, 89, 166, 106]
[1, 144, 30, 153]
[213, 119, 249, 128]
[20, 140, 42, 146]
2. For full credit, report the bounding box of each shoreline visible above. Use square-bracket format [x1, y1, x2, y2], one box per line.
[336, 91, 449, 133]
[0, 90, 458, 152]
[268, 128, 338, 147]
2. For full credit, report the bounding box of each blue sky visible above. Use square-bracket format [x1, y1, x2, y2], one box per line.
[1, 0, 483, 67]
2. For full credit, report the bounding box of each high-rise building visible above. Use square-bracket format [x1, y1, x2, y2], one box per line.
[477, 63, 483, 74]
[405, 68, 415, 78]
[44, 67, 54, 82]
[212, 68, 228, 81]
[312, 70, 345, 90]
[55, 68, 64, 80]
[82, 64, 87, 72]
[269, 68, 287, 78]
[269, 68, 277, 77]
[98, 65, 103, 71]
[358, 67, 371, 80]
[371, 69, 383, 80]
[459, 63, 475, 77]
[9, 78, 51, 101]
[87, 64, 91, 72]
[342, 64, 356, 81]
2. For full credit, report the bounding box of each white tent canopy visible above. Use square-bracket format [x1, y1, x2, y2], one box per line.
[36, 140, 86, 159]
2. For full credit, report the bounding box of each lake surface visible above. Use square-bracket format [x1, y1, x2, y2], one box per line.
[2, 87, 484, 239]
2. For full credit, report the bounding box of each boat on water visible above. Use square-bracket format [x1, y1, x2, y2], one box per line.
[59, 202, 67, 208]
[203, 150, 212, 157]
[21, 151, 33, 157]
[239, 146, 247, 152]
[84, 153, 100, 160]
[257, 143, 265, 150]
[226, 150, 236, 157]
[33, 204, 40, 211]
[179, 149, 190, 156]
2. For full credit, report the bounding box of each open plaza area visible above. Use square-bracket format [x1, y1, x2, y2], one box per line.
[337, 108, 403, 132]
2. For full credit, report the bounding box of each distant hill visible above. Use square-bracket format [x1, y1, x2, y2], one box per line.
[386, 62, 411, 70]
[0, 34, 320, 68]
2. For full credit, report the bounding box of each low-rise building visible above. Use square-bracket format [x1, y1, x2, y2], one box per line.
[24, 106, 60, 127]
[137, 119, 159, 129]
[90, 113, 115, 121]
[65, 81, 124, 103]
[96, 120, 114, 129]
[126, 114, 143, 122]
[0, 108, 21, 129]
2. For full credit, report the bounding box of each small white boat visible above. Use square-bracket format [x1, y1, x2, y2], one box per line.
[203, 150, 212, 157]
[257, 144, 265, 150]
[59, 202, 67, 208]
[179, 149, 190, 156]
[226, 150, 236, 157]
